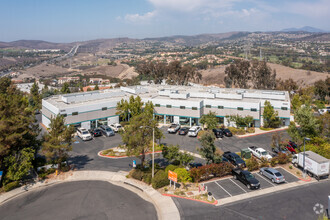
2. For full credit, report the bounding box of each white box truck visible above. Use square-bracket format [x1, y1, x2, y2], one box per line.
[292, 151, 329, 179]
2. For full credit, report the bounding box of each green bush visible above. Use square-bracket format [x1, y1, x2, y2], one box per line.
[246, 127, 255, 133]
[151, 170, 169, 189]
[143, 172, 152, 185]
[246, 157, 259, 171]
[3, 181, 20, 192]
[270, 157, 278, 167]
[173, 168, 192, 183]
[259, 157, 269, 168]
[228, 127, 246, 135]
[278, 152, 290, 164]
[130, 169, 144, 181]
[165, 165, 178, 175]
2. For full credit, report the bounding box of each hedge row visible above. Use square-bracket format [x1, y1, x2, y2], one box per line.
[189, 162, 234, 182]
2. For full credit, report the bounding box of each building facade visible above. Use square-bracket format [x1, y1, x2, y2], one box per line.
[42, 84, 291, 130]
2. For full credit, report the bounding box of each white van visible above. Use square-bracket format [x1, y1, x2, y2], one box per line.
[188, 126, 202, 137]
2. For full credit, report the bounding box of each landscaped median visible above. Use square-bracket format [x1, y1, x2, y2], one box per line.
[98, 145, 163, 159]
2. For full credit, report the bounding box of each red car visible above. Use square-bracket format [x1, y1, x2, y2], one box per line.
[286, 141, 298, 154]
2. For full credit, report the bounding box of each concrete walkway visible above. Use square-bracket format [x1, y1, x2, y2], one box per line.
[0, 170, 180, 220]
[236, 126, 288, 138]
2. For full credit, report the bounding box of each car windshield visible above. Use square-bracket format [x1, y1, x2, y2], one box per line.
[261, 151, 268, 155]
[117, 125, 122, 128]
[224, 129, 230, 132]
[245, 173, 254, 180]
[274, 172, 282, 177]
[82, 131, 89, 135]
[233, 154, 240, 158]
[189, 129, 196, 132]
[106, 128, 112, 131]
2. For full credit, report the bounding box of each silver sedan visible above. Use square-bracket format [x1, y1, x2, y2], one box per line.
[259, 167, 285, 183]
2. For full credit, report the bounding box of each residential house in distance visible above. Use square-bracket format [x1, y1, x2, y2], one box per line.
[58, 77, 80, 85]
[89, 78, 110, 85]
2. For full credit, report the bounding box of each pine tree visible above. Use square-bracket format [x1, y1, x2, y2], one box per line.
[42, 115, 74, 171]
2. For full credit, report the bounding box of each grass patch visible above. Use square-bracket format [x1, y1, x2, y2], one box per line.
[259, 127, 274, 131]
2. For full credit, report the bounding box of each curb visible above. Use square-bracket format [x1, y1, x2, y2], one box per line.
[98, 151, 162, 159]
[236, 127, 288, 139]
[297, 176, 312, 182]
[162, 193, 218, 205]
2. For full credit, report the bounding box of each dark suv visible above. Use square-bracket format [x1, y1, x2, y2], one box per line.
[212, 128, 224, 138]
[223, 151, 246, 168]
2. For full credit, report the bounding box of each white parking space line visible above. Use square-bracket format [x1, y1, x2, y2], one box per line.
[215, 181, 232, 197]
[256, 173, 276, 187]
[229, 178, 248, 193]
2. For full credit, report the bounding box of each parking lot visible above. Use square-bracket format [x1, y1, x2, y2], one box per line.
[204, 168, 299, 200]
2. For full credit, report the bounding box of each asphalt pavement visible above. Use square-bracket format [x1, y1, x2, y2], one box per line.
[0, 181, 157, 220]
[174, 179, 330, 220]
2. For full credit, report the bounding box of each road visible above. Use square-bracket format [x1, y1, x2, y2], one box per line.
[0, 181, 157, 220]
[174, 179, 330, 220]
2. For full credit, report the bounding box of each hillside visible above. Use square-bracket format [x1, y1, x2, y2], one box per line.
[0, 40, 73, 51]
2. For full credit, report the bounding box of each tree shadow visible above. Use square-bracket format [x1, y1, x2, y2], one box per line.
[68, 155, 94, 170]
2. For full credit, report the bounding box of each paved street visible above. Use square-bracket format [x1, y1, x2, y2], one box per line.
[0, 181, 157, 220]
[173, 179, 330, 220]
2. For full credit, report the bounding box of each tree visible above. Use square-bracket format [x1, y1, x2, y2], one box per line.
[276, 78, 298, 94]
[291, 94, 302, 113]
[263, 101, 280, 128]
[0, 77, 40, 185]
[42, 115, 75, 171]
[250, 60, 276, 90]
[198, 131, 222, 164]
[314, 79, 328, 101]
[116, 95, 145, 121]
[162, 145, 193, 166]
[288, 105, 320, 141]
[94, 84, 99, 90]
[200, 112, 218, 130]
[224, 59, 250, 88]
[228, 114, 254, 128]
[29, 82, 41, 110]
[61, 82, 70, 94]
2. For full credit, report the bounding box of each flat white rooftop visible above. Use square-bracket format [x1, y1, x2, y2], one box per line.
[43, 84, 290, 109]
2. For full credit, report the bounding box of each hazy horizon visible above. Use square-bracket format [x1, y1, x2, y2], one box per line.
[1, 0, 329, 43]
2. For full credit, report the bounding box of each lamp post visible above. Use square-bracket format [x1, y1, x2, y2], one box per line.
[303, 137, 311, 178]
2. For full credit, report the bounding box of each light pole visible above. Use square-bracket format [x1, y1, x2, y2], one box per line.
[140, 124, 155, 178]
[303, 137, 311, 178]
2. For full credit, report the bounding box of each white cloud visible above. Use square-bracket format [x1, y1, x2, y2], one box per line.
[124, 11, 157, 23]
[286, 0, 330, 18]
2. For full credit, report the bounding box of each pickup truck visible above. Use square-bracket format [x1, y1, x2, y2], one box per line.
[167, 123, 181, 133]
[223, 151, 246, 168]
[232, 168, 260, 189]
[248, 146, 272, 160]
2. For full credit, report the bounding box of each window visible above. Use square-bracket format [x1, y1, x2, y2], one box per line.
[155, 104, 160, 107]
[192, 107, 197, 110]
[281, 107, 288, 110]
[166, 105, 172, 108]
[251, 108, 257, 112]
[72, 112, 78, 116]
[102, 107, 107, 111]
[206, 105, 211, 108]
[237, 107, 244, 111]
[180, 106, 185, 109]
[218, 106, 224, 109]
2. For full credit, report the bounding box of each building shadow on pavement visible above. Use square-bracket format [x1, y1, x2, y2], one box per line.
[69, 155, 94, 170]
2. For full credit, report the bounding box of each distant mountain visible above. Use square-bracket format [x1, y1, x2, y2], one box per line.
[0, 40, 73, 51]
[281, 26, 326, 33]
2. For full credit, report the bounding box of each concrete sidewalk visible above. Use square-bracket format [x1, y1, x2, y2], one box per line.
[0, 170, 180, 220]
[236, 126, 288, 138]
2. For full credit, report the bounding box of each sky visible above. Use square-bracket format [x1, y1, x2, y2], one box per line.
[0, 0, 329, 43]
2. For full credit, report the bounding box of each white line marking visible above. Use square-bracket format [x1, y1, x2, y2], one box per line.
[215, 181, 232, 197]
[229, 178, 248, 193]
[256, 173, 277, 187]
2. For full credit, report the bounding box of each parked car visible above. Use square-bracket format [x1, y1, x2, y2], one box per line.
[186, 162, 203, 170]
[212, 128, 224, 138]
[232, 168, 260, 189]
[292, 151, 329, 179]
[259, 167, 285, 183]
[109, 123, 123, 132]
[178, 127, 189, 135]
[221, 128, 233, 137]
[167, 123, 181, 133]
[248, 146, 272, 160]
[91, 128, 102, 137]
[188, 126, 202, 137]
[99, 125, 115, 137]
[223, 151, 246, 168]
[77, 127, 92, 141]
[318, 107, 330, 115]
[272, 146, 290, 156]
[286, 141, 298, 154]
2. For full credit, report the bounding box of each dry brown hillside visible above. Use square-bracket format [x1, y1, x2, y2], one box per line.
[200, 63, 329, 87]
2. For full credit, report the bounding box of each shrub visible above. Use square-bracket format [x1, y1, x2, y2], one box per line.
[189, 167, 206, 183]
[259, 157, 269, 168]
[130, 169, 144, 181]
[278, 152, 290, 164]
[165, 165, 178, 175]
[246, 127, 255, 133]
[246, 157, 259, 171]
[143, 172, 152, 185]
[228, 127, 246, 135]
[270, 157, 278, 167]
[151, 170, 169, 189]
[189, 162, 233, 182]
[3, 181, 20, 192]
[289, 165, 293, 169]
[174, 168, 192, 183]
